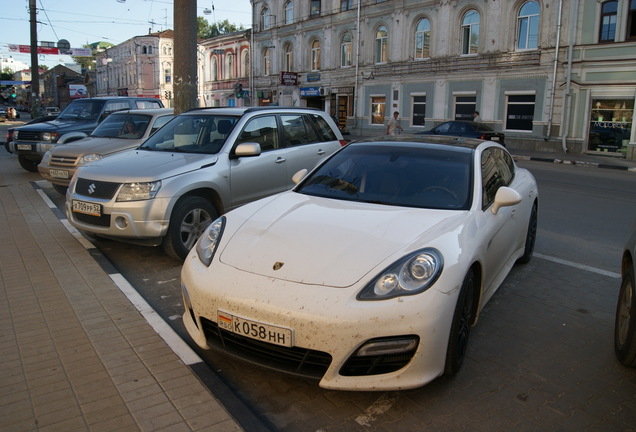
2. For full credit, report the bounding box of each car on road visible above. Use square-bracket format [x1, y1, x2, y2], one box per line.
[416, 120, 505, 145]
[4, 115, 61, 154]
[38, 108, 174, 194]
[45, 107, 61, 116]
[615, 221, 636, 367]
[180, 136, 539, 391]
[9, 96, 164, 172]
[66, 106, 346, 260]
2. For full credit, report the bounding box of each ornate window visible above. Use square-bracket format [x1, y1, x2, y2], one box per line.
[310, 0, 321, 17]
[375, 26, 388, 64]
[284, 1, 294, 25]
[284, 43, 294, 71]
[461, 10, 480, 55]
[262, 8, 272, 30]
[517, 1, 540, 49]
[263, 48, 271, 75]
[311, 40, 321, 71]
[599, 1, 618, 42]
[340, 0, 353, 11]
[341, 32, 352, 67]
[415, 18, 431, 59]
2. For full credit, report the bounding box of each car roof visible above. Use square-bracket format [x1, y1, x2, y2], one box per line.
[353, 135, 488, 151]
[110, 108, 174, 116]
[180, 106, 329, 116]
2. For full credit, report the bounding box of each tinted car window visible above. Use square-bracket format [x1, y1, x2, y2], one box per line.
[298, 144, 473, 210]
[281, 114, 321, 146]
[434, 122, 451, 133]
[310, 114, 338, 142]
[58, 99, 106, 121]
[104, 101, 130, 116]
[135, 100, 163, 109]
[236, 115, 279, 151]
[150, 115, 173, 134]
[90, 114, 151, 139]
[481, 147, 514, 209]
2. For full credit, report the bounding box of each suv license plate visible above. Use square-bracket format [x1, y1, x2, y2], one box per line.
[17, 144, 32, 151]
[217, 311, 293, 347]
[72, 200, 101, 217]
[50, 169, 69, 179]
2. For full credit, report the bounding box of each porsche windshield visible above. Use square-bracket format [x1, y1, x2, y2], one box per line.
[139, 114, 238, 154]
[297, 144, 474, 210]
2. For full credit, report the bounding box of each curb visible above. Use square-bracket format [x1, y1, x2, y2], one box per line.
[512, 154, 636, 173]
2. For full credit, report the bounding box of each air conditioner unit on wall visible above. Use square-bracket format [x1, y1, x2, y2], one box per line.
[319, 87, 330, 96]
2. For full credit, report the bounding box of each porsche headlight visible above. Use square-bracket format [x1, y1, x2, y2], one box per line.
[196, 216, 225, 266]
[78, 153, 103, 165]
[116, 181, 161, 201]
[358, 249, 443, 300]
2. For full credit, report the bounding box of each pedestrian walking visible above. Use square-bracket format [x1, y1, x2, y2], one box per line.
[473, 111, 482, 122]
[386, 111, 403, 135]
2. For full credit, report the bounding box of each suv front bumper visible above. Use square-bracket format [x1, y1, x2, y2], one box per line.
[10, 140, 56, 161]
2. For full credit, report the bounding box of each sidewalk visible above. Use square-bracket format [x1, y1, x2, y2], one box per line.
[0, 152, 242, 430]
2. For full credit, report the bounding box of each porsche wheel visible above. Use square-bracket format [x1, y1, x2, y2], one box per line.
[615, 263, 636, 367]
[517, 201, 538, 264]
[444, 268, 476, 376]
[163, 196, 217, 260]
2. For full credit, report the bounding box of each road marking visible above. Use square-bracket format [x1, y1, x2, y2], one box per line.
[354, 394, 396, 427]
[535, 253, 620, 279]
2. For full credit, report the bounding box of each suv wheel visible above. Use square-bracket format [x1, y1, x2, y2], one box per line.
[163, 196, 218, 260]
[18, 155, 39, 172]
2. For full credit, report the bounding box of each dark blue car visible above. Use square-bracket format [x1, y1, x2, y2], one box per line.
[416, 121, 505, 146]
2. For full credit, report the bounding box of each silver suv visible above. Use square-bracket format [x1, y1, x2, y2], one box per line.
[66, 107, 346, 259]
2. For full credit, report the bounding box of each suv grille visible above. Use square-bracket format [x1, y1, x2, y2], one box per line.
[200, 317, 332, 379]
[51, 155, 80, 167]
[75, 178, 121, 199]
[16, 131, 41, 141]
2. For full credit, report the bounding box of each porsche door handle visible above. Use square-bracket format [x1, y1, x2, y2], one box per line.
[275, 157, 286, 163]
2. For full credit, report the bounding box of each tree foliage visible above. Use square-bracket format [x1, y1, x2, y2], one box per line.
[1, 67, 13, 80]
[197, 17, 244, 39]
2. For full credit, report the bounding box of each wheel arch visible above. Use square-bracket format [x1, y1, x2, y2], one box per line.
[470, 261, 484, 326]
[173, 187, 225, 217]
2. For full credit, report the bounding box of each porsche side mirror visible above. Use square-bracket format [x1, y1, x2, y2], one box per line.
[491, 186, 522, 214]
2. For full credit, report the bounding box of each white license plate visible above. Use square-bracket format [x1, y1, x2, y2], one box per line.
[490, 136, 500, 141]
[72, 200, 101, 217]
[217, 311, 293, 347]
[50, 169, 69, 179]
[17, 144, 32, 151]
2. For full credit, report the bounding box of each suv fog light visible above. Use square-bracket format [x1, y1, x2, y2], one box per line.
[114, 216, 128, 229]
[356, 336, 419, 357]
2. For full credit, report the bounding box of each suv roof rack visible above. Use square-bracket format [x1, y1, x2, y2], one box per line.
[243, 106, 322, 113]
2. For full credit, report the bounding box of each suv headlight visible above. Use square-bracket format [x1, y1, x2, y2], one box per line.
[196, 217, 225, 266]
[116, 180, 161, 201]
[79, 153, 103, 166]
[41, 132, 60, 142]
[41, 150, 52, 164]
[358, 249, 443, 300]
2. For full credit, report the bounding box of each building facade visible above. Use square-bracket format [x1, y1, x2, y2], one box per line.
[94, 30, 175, 107]
[250, 0, 636, 156]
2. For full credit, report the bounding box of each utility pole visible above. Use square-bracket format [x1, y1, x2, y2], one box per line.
[173, 0, 198, 114]
[29, 0, 41, 118]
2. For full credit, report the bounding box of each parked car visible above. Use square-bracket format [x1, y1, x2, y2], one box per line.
[4, 115, 61, 154]
[416, 120, 505, 145]
[180, 136, 539, 391]
[66, 107, 346, 260]
[45, 107, 61, 116]
[39, 108, 174, 194]
[615, 221, 636, 367]
[9, 96, 164, 172]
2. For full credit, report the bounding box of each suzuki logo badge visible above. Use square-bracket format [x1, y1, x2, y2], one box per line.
[88, 183, 96, 194]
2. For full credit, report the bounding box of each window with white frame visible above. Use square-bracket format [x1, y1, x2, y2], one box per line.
[411, 94, 427, 126]
[517, 1, 540, 50]
[341, 32, 352, 67]
[284, 43, 294, 71]
[211, 56, 217, 81]
[599, 1, 618, 42]
[262, 8, 272, 30]
[241, 49, 249, 77]
[505, 94, 535, 131]
[341, 0, 354, 11]
[284, 1, 294, 25]
[454, 95, 476, 120]
[311, 40, 321, 71]
[227, 53, 234, 79]
[164, 63, 171, 84]
[310, 0, 321, 17]
[461, 10, 480, 55]
[375, 26, 388, 64]
[371, 96, 386, 125]
[415, 18, 431, 59]
[263, 48, 271, 75]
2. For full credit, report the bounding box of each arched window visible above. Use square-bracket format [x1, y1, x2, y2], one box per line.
[375, 26, 388, 63]
[263, 48, 271, 75]
[284, 43, 294, 72]
[284, 1, 294, 25]
[142, 46, 147, 54]
[148, 45, 153, 55]
[599, 0, 618, 42]
[415, 18, 431, 59]
[341, 32, 352, 67]
[517, 1, 540, 49]
[311, 40, 321, 71]
[211, 56, 218, 81]
[227, 53, 234, 79]
[164, 63, 171, 84]
[241, 49, 250, 78]
[461, 10, 480, 54]
[262, 8, 272, 30]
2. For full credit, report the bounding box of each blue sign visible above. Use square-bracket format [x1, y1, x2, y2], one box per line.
[300, 87, 320, 97]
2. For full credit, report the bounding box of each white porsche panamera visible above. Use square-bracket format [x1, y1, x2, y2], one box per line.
[181, 136, 539, 391]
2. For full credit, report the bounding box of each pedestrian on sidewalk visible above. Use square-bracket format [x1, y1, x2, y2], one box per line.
[386, 111, 403, 135]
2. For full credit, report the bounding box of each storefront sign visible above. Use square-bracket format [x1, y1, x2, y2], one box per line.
[332, 87, 354, 94]
[306, 73, 320, 82]
[280, 72, 298, 86]
[300, 87, 320, 97]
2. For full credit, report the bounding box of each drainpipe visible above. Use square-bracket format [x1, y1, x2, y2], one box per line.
[353, 0, 361, 129]
[546, 0, 564, 141]
[561, 0, 579, 153]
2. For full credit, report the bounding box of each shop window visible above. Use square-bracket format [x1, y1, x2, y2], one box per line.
[589, 99, 633, 153]
[599, 1, 618, 42]
[414, 18, 431, 59]
[454, 95, 476, 121]
[411, 95, 427, 126]
[375, 26, 388, 64]
[341, 33, 352, 67]
[517, 1, 540, 50]
[371, 96, 386, 125]
[505, 94, 535, 131]
[461, 10, 480, 55]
